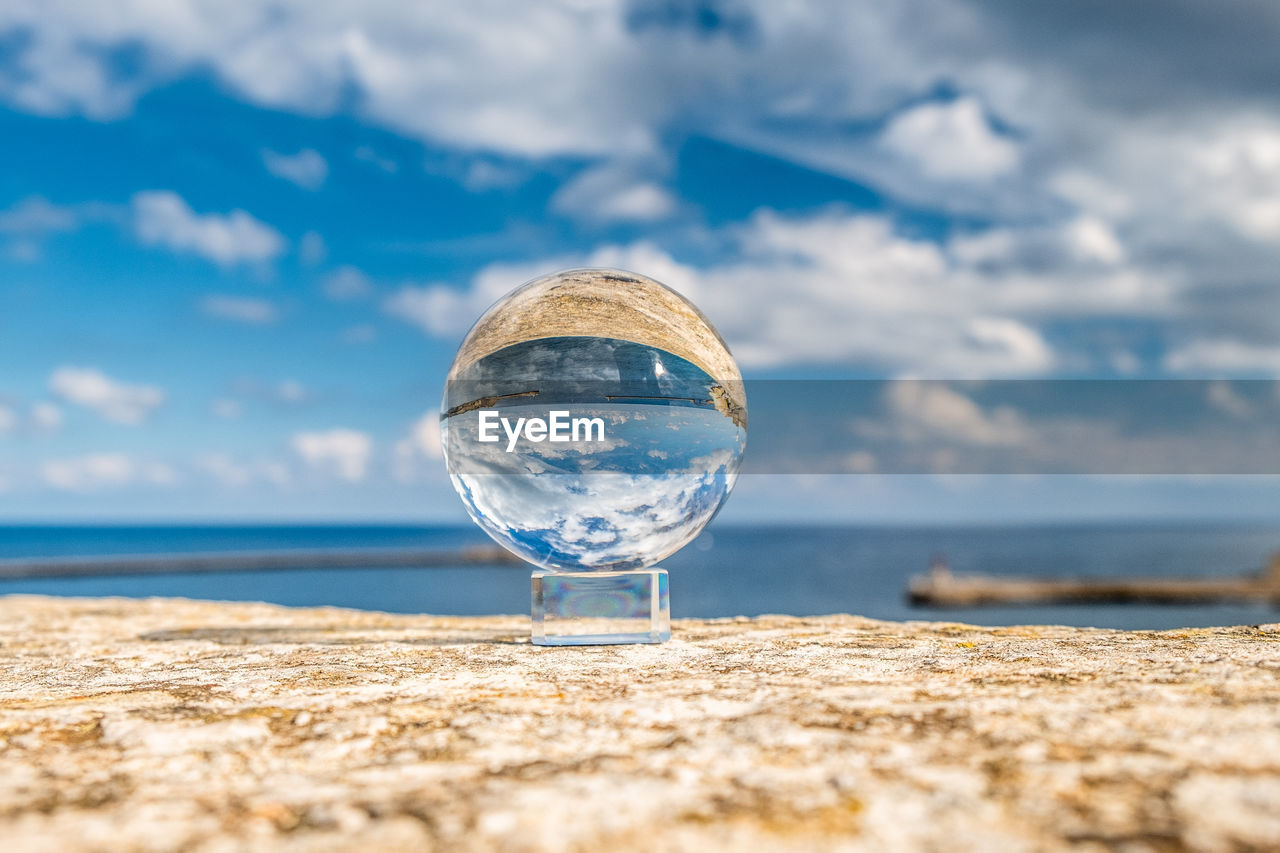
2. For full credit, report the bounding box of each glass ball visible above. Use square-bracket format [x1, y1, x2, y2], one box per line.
[441, 268, 747, 571]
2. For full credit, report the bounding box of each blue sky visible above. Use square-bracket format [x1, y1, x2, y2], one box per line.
[2, 1, 1280, 522]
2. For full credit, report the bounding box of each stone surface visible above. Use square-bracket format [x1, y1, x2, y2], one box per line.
[447, 268, 744, 389]
[2, 595, 1280, 852]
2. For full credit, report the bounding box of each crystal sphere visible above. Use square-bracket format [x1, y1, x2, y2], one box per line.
[441, 268, 746, 571]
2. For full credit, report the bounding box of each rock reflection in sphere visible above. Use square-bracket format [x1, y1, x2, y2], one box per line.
[441, 269, 746, 572]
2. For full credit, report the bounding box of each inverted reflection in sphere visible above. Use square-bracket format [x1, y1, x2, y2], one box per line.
[441, 268, 746, 570]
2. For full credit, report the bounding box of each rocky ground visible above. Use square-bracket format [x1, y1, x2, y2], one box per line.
[2, 595, 1279, 851]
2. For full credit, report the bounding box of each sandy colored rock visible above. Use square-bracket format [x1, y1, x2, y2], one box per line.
[447, 268, 743, 385]
[2, 595, 1280, 852]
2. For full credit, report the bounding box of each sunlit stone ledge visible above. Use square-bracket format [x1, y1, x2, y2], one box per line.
[2, 595, 1279, 851]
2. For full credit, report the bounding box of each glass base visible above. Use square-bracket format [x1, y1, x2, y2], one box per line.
[531, 568, 670, 645]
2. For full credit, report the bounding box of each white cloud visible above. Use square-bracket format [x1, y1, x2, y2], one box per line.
[0, 1, 971, 163]
[1109, 350, 1142, 375]
[5, 2, 1280, 377]
[879, 97, 1021, 181]
[948, 228, 1018, 265]
[1190, 123, 1280, 243]
[383, 277, 507, 338]
[198, 453, 290, 488]
[201, 295, 278, 325]
[0, 401, 62, 434]
[262, 148, 328, 190]
[408, 413, 442, 460]
[31, 402, 62, 432]
[132, 191, 285, 266]
[0, 196, 78, 235]
[6, 241, 41, 262]
[299, 230, 328, 266]
[551, 164, 677, 224]
[43, 453, 135, 491]
[383, 286, 454, 337]
[1037, 118, 1280, 305]
[963, 318, 1054, 373]
[292, 429, 372, 482]
[211, 398, 243, 419]
[354, 145, 397, 173]
[393, 412, 443, 483]
[263, 462, 292, 487]
[384, 207, 1134, 375]
[198, 453, 252, 487]
[1206, 381, 1252, 418]
[396, 197, 1191, 377]
[702, 210, 1170, 372]
[322, 266, 373, 301]
[872, 382, 1030, 446]
[428, 212, 1121, 374]
[1064, 217, 1125, 265]
[0, 2, 660, 156]
[277, 380, 306, 403]
[1165, 341, 1280, 375]
[947, 218, 1135, 282]
[460, 160, 528, 191]
[142, 462, 178, 486]
[1049, 171, 1133, 220]
[341, 324, 378, 344]
[0, 196, 82, 261]
[49, 367, 164, 425]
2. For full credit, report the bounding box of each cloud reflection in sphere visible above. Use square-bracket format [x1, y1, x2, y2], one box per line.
[442, 269, 746, 571]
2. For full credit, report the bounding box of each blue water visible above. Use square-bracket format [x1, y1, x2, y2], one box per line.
[2, 523, 1279, 630]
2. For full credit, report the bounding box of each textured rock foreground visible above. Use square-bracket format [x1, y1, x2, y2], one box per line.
[2, 597, 1280, 852]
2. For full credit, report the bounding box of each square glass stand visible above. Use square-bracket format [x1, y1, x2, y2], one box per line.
[531, 569, 669, 646]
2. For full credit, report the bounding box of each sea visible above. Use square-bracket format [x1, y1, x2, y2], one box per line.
[2, 523, 1279, 631]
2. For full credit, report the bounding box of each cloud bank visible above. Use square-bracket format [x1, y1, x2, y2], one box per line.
[49, 367, 164, 425]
